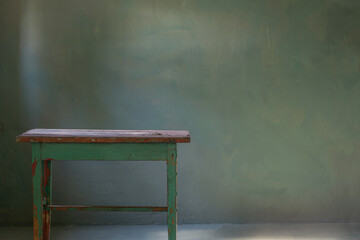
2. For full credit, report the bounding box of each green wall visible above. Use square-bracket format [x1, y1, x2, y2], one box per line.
[1, 0, 360, 225]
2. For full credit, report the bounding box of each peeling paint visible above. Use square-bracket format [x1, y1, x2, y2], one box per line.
[33, 206, 39, 239]
[32, 157, 38, 177]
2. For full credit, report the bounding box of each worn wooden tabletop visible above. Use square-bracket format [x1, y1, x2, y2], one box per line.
[16, 129, 191, 143]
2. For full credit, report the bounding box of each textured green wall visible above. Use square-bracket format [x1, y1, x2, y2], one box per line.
[1, 0, 360, 225]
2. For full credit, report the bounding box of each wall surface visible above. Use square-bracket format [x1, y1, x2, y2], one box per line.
[1, 0, 360, 225]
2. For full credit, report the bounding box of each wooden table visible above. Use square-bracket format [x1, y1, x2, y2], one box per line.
[17, 129, 191, 240]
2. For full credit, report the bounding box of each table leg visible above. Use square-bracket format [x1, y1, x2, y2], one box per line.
[167, 144, 177, 240]
[43, 160, 52, 240]
[32, 143, 43, 240]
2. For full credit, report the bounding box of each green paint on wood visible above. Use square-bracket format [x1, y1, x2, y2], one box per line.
[45, 205, 167, 212]
[34, 141, 180, 238]
[167, 144, 177, 240]
[42, 143, 168, 161]
[32, 143, 43, 240]
[43, 161, 52, 204]
[43, 160, 52, 239]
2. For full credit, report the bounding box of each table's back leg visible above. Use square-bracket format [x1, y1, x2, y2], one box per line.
[32, 143, 43, 240]
[167, 144, 177, 240]
[43, 160, 52, 240]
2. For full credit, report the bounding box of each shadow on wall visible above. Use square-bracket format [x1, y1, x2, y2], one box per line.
[0, 0, 33, 225]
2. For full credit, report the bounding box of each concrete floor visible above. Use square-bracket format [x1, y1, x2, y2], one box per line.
[1, 223, 360, 240]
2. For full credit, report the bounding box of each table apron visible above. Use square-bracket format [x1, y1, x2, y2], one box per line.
[40, 143, 171, 161]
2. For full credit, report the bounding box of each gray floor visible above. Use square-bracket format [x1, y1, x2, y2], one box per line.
[1, 223, 360, 240]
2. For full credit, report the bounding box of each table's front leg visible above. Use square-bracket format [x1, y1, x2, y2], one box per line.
[32, 143, 43, 240]
[167, 144, 177, 240]
[43, 160, 52, 240]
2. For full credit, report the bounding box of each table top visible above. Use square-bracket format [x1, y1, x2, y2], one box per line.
[16, 129, 191, 143]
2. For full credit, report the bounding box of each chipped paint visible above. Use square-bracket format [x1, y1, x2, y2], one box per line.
[33, 206, 40, 240]
[32, 157, 38, 177]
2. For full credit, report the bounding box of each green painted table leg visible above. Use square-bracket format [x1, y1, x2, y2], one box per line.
[167, 144, 177, 240]
[32, 143, 43, 240]
[43, 160, 52, 240]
